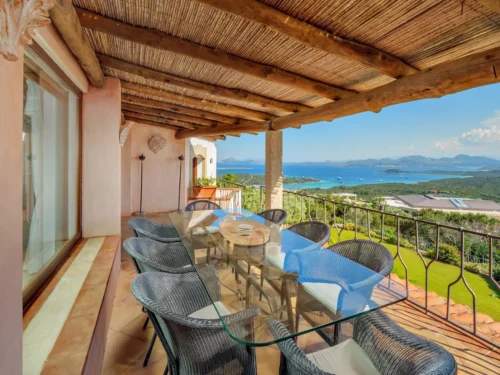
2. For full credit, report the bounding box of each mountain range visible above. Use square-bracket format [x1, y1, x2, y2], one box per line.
[220, 155, 500, 168]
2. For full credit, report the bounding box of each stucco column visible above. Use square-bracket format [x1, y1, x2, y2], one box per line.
[82, 78, 121, 237]
[265, 131, 283, 209]
[0, 49, 24, 375]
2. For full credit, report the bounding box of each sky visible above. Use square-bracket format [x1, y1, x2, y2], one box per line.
[216, 84, 500, 163]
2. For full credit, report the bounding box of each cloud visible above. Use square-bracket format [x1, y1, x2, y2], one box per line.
[434, 138, 461, 150]
[434, 111, 500, 150]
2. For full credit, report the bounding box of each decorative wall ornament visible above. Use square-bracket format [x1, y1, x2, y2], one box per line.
[0, 0, 55, 61]
[148, 135, 167, 154]
[119, 121, 134, 147]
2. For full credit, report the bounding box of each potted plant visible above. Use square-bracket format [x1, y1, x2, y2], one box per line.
[192, 177, 217, 199]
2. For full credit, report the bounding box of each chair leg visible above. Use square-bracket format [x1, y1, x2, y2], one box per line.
[142, 316, 149, 330]
[142, 333, 157, 367]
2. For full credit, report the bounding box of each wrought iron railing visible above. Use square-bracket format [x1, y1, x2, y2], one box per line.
[218, 180, 500, 347]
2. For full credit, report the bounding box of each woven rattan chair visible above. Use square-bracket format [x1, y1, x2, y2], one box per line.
[257, 209, 288, 226]
[185, 199, 221, 211]
[294, 240, 394, 344]
[129, 218, 181, 243]
[267, 310, 457, 375]
[131, 269, 259, 375]
[287, 221, 330, 247]
[123, 237, 195, 368]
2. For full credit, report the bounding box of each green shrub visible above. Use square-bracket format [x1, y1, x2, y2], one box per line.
[344, 222, 355, 231]
[369, 231, 380, 239]
[428, 244, 461, 266]
[464, 262, 487, 275]
[494, 265, 500, 282]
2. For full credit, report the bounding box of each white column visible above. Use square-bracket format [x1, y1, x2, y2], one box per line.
[82, 78, 121, 237]
[265, 131, 283, 209]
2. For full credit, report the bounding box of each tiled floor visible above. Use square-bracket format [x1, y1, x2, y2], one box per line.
[101, 212, 500, 374]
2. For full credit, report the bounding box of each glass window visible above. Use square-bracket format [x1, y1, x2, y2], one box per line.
[22, 48, 80, 298]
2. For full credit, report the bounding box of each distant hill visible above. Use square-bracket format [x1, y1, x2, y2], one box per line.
[333, 154, 500, 168]
[220, 157, 262, 164]
[220, 155, 500, 168]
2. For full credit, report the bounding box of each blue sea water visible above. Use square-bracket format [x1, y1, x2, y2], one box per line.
[217, 163, 472, 190]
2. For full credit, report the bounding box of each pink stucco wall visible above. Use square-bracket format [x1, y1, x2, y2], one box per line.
[82, 78, 121, 237]
[121, 123, 186, 215]
[0, 50, 24, 375]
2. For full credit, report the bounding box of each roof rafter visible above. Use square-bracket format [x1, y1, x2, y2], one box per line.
[121, 103, 213, 127]
[98, 54, 310, 113]
[176, 46, 500, 138]
[76, 7, 355, 100]
[195, 0, 417, 79]
[122, 111, 197, 129]
[121, 81, 276, 122]
[121, 94, 239, 125]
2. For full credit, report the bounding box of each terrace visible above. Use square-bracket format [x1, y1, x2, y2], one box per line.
[1, 0, 500, 374]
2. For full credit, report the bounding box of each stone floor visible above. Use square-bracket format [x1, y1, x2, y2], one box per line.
[101, 212, 500, 374]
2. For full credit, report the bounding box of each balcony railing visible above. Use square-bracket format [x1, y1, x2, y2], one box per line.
[218, 180, 500, 347]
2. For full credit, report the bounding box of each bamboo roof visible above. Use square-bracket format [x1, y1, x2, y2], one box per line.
[62, 0, 500, 138]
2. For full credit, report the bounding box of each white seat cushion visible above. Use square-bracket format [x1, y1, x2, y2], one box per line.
[306, 338, 381, 375]
[192, 226, 220, 236]
[188, 301, 230, 319]
[302, 282, 342, 314]
[264, 252, 286, 270]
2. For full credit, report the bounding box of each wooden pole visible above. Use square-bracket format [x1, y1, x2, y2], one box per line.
[98, 54, 309, 113]
[121, 103, 213, 127]
[122, 94, 239, 125]
[175, 46, 500, 138]
[76, 7, 354, 100]
[196, 0, 417, 78]
[121, 81, 276, 122]
[49, 0, 105, 87]
[122, 111, 197, 129]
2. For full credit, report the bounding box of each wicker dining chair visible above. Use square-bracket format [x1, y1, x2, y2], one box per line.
[123, 237, 195, 368]
[185, 199, 221, 211]
[294, 240, 393, 345]
[267, 310, 457, 375]
[287, 221, 331, 247]
[257, 209, 288, 226]
[129, 217, 181, 243]
[131, 270, 259, 375]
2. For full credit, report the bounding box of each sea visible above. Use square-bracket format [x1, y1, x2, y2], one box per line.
[217, 163, 473, 190]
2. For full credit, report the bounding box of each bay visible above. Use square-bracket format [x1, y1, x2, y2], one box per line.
[217, 163, 472, 190]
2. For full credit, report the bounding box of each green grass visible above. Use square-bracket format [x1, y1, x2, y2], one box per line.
[331, 230, 500, 321]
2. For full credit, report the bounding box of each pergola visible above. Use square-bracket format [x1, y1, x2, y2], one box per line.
[49, 0, 500, 206]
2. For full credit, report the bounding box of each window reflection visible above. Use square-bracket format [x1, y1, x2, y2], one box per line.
[22, 50, 80, 293]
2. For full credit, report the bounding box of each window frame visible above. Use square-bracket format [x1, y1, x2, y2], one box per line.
[22, 42, 83, 310]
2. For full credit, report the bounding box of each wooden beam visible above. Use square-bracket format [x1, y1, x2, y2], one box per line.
[124, 116, 185, 131]
[121, 112, 126, 125]
[49, 0, 105, 87]
[122, 111, 197, 129]
[98, 54, 310, 113]
[176, 121, 270, 139]
[76, 8, 354, 100]
[122, 103, 212, 127]
[176, 46, 500, 138]
[121, 94, 238, 124]
[121, 81, 276, 122]
[476, 0, 500, 13]
[196, 0, 417, 79]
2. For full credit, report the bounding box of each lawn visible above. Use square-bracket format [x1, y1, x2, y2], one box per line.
[331, 230, 500, 321]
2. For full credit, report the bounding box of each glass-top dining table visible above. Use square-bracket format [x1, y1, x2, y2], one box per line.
[169, 208, 407, 347]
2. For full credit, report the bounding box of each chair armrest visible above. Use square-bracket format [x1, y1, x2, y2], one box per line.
[181, 307, 261, 330]
[353, 311, 457, 375]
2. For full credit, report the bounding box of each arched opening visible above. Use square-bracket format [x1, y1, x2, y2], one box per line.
[192, 154, 205, 185]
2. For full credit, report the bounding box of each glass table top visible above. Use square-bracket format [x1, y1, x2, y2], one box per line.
[169, 208, 407, 346]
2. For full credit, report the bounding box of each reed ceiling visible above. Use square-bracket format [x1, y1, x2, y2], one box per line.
[64, 0, 500, 137]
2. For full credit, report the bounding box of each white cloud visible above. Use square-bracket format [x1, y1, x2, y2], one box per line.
[434, 111, 500, 150]
[434, 137, 461, 150]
